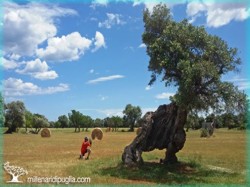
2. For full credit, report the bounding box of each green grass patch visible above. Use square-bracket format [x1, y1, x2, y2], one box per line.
[68, 156, 245, 185]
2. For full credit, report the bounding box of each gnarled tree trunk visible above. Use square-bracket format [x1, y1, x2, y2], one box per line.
[122, 102, 187, 166]
[4, 126, 17, 134]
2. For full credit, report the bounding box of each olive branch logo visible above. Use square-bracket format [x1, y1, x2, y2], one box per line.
[3, 162, 28, 183]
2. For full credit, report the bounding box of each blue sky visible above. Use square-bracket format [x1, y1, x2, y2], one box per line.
[1, 0, 249, 121]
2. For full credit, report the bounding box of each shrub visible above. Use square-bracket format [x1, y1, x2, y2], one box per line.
[200, 128, 209, 138]
[238, 125, 246, 130]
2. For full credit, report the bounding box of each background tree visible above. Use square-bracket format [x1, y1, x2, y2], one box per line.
[0, 94, 5, 127]
[30, 114, 49, 134]
[123, 104, 142, 132]
[111, 116, 123, 131]
[198, 116, 205, 129]
[81, 115, 93, 131]
[214, 115, 223, 128]
[205, 114, 215, 123]
[185, 113, 200, 131]
[49, 121, 55, 128]
[122, 116, 130, 128]
[54, 121, 61, 129]
[25, 110, 33, 132]
[103, 117, 114, 130]
[68, 110, 83, 132]
[57, 115, 69, 128]
[236, 111, 248, 129]
[93, 118, 103, 127]
[4, 101, 26, 134]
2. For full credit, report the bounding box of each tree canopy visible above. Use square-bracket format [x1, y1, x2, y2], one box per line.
[142, 4, 247, 114]
[30, 113, 49, 134]
[25, 110, 33, 131]
[0, 94, 4, 127]
[58, 115, 70, 128]
[123, 104, 142, 132]
[68, 110, 83, 132]
[4, 101, 26, 133]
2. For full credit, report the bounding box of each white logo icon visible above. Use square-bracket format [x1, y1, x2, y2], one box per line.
[3, 162, 28, 183]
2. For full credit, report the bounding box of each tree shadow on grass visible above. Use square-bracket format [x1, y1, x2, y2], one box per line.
[98, 161, 241, 184]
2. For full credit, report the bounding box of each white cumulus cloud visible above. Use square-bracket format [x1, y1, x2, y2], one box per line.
[138, 43, 146, 48]
[155, 92, 174, 99]
[90, 0, 108, 9]
[92, 31, 106, 52]
[133, 0, 187, 12]
[186, 1, 250, 28]
[16, 58, 58, 80]
[1, 57, 19, 70]
[3, 2, 77, 56]
[145, 85, 152, 90]
[36, 32, 92, 62]
[3, 77, 69, 97]
[33, 71, 58, 80]
[9, 53, 21, 61]
[98, 13, 125, 29]
[87, 75, 125, 84]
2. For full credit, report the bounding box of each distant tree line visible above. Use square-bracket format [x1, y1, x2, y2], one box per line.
[2, 99, 50, 134]
[1, 95, 143, 133]
[185, 112, 248, 131]
[1, 95, 247, 134]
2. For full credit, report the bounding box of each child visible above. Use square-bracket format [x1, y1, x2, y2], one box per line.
[79, 137, 91, 160]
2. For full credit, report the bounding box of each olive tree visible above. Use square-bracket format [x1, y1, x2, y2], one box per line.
[4, 101, 26, 134]
[122, 4, 247, 166]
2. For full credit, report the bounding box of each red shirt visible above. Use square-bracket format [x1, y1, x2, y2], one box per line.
[81, 141, 90, 154]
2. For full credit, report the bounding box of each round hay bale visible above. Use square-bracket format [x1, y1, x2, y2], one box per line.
[136, 127, 142, 135]
[41, 128, 51, 137]
[91, 128, 103, 140]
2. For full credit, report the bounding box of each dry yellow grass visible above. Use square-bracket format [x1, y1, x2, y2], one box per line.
[3, 128, 135, 182]
[179, 129, 246, 172]
[2, 128, 247, 184]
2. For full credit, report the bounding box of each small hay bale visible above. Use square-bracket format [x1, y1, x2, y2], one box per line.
[91, 128, 103, 140]
[41, 128, 51, 137]
[136, 127, 142, 135]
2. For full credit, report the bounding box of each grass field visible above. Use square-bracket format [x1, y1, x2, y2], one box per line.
[2, 128, 247, 185]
